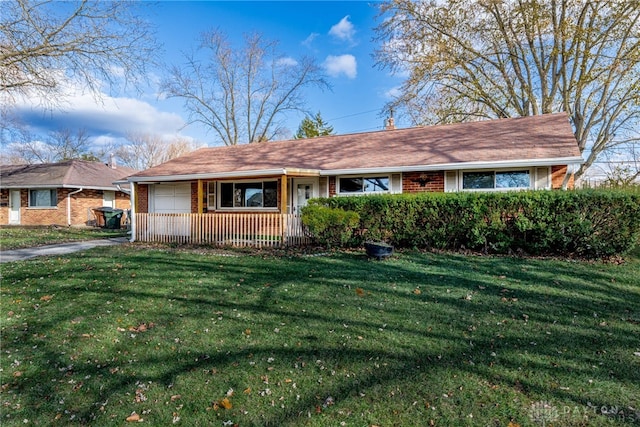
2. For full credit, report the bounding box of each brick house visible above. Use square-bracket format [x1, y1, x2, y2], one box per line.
[122, 113, 583, 246]
[0, 160, 135, 227]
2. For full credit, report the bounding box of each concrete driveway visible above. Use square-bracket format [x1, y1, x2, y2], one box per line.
[0, 237, 129, 263]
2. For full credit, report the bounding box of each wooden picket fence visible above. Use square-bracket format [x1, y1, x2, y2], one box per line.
[134, 213, 310, 247]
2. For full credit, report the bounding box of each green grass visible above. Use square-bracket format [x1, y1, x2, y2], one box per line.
[0, 227, 128, 250]
[1, 245, 639, 426]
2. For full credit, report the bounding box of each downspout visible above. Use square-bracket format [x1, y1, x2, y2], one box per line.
[115, 184, 133, 240]
[67, 188, 83, 226]
[116, 184, 130, 195]
[129, 183, 136, 242]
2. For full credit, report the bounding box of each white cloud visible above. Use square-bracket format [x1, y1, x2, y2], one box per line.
[384, 86, 402, 99]
[14, 90, 185, 139]
[302, 32, 319, 48]
[324, 54, 357, 79]
[329, 16, 356, 44]
[277, 57, 298, 67]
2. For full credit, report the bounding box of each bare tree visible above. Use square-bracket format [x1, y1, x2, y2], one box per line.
[162, 30, 330, 145]
[0, 0, 158, 107]
[47, 128, 92, 160]
[1, 126, 97, 164]
[116, 133, 200, 171]
[375, 0, 640, 181]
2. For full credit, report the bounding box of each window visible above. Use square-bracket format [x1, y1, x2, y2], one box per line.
[462, 170, 531, 190]
[219, 181, 277, 209]
[29, 189, 57, 207]
[339, 176, 390, 194]
[207, 182, 216, 209]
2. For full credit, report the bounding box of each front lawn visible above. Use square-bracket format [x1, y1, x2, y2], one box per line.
[1, 245, 639, 426]
[0, 226, 128, 251]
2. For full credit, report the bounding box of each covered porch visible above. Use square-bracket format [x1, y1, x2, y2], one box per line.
[129, 170, 323, 247]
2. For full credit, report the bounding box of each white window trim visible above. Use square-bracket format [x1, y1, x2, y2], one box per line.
[336, 174, 392, 195]
[216, 179, 279, 211]
[459, 168, 534, 192]
[207, 181, 216, 210]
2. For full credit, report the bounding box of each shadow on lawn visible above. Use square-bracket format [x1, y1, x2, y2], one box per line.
[2, 248, 639, 425]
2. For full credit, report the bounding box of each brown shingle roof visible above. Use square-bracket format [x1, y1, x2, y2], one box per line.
[0, 160, 137, 189]
[129, 113, 582, 180]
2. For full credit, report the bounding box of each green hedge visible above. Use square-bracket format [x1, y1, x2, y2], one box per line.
[300, 204, 360, 248]
[305, 190, 640, 258]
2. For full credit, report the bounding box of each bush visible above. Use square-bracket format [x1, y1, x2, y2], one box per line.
[300, 205, 360, 248]
[310, 190, 640, 258]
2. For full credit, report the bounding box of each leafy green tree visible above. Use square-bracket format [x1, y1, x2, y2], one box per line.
[295, 112, 335, 139]
[375, 0, 640, 181]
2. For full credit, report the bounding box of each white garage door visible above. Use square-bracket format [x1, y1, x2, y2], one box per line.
[152, 183, 191, 213]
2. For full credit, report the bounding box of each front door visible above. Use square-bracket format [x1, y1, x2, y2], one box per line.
[292, 179, 316, 214]
[9, 190, 20, 224]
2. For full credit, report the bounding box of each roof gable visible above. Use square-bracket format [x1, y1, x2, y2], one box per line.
[129, 113, 582, 180]
[0, 160, 137, 189]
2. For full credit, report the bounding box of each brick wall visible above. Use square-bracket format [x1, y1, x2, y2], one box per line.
[402, 171, 445, 193]
[0, 188, 130, 226]
[0, 189, 8, 224]
[191, 182, 199, 213]
[551, 165, 574, 189]
[136, 184, 149, 213]
[328, 177, 336, 197]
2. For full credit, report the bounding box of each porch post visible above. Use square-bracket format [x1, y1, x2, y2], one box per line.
[130, 183, 137, 243]
[197, 180, 204, 213]
[280, 175, 288, 214]
[280, 175, 288, 244]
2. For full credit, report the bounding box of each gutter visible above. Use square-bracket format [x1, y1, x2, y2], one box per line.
[67, 188, 83, 226]
[126, 168, 319, 183]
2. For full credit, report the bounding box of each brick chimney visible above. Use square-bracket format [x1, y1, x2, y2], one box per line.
[385, 108, 396, 130]
[385, 116, 396, 130]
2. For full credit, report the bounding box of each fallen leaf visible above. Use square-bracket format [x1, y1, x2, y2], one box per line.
[508, 422, 521, 427]
[413, 288, 422, 295]
[244, 328, 251, 336]
[40, 295, 53, 302]
[243, 387, 252, 394]
[219, 397, 232, 409]
[355, 288, 365, 296]
[170, 394, 181, 401]
[126, 413, 141, 422]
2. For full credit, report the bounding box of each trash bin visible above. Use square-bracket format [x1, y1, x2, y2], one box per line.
[93, 207, 123, 229]
[102, 208, 123, 229]
[92, 208, 106, 227]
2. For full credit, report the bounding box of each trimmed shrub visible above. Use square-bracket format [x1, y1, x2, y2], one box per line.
[300, 205, 360, 248]
[308, 189, 640, 258]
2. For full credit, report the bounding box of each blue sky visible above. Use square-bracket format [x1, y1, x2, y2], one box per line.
[12, 1, 405, 149]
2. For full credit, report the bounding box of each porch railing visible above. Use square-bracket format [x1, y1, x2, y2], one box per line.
[134, 213, 310, 247]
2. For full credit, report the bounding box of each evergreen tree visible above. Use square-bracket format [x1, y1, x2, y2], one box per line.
[295, 112, 335, 139]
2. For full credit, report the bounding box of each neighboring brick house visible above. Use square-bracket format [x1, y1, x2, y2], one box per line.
[0, 160, 135, 227]
[121, 113, 584, 244]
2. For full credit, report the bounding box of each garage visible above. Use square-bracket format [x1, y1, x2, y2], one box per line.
[151, 183, 191, 214]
